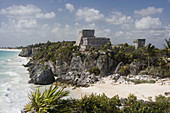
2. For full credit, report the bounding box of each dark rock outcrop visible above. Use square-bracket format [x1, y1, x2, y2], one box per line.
[19, 48, 36, 57]
[29, 68, 55, 85]
[57, 71, 98, 87]
[22, 50, 116, 86]
[26, 60, 55, 85]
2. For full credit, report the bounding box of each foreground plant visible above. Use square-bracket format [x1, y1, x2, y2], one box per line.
[24, 84, 170, 113]
[24, 84, 69, 113]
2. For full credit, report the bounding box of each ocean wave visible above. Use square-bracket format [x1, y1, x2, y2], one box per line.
[0, 51, 32, 113]
[3, 71, 19, 77]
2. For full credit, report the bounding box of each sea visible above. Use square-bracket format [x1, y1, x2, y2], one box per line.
[0, 50, 35, 113]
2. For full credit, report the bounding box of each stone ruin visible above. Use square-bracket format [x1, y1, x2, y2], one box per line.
[133, 39, 145, 49]
[75, 29, 110, 51]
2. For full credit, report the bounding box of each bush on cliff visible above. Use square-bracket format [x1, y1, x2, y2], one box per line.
[32, 41, 78, 64]
[89, 67, 100, 76]
[23, 40, 169, 79]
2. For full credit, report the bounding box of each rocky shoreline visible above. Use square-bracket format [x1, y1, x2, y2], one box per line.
[19, 47, 170, 87]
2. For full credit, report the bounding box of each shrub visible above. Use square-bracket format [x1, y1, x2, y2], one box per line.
[89, 67, 100, 76]
[25, 85, 170, 113]
[129, 79, 156, 84]
[25, 84, 69, 113]
[118, 64, 130, 76]
[77, 93, 121, 113]
[154, 95, 170, 112]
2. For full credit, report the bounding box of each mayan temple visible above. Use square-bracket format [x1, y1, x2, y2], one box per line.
[75, 29, 110, 51]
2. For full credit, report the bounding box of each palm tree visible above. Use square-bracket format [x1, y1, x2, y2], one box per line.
[163, 38, 170, 49]
[163, 38, 170, 57]
[145, 43, 155, 67]
[24, 84, 69, 113]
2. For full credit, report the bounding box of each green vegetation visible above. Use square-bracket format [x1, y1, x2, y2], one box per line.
[89, 67, 100, 76]
[111, 40, 170, 78]
[163, 38, 170, 57]
[118, 64, 130, 76]
[24, 84, 69, 112]
[24, 39, 169, 78]
[30, 41, 79, 64]
[129, 79, 156, 84]
[163, 38, 170, 49]
[25, 84, 170, 113]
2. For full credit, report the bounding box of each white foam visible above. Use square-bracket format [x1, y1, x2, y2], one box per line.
[0, 55, 35, 113]
[7, 59, 12, 62]
[4, 71, 19, 77]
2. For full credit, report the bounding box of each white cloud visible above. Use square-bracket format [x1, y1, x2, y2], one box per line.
[76, 7, 104, 22]
[106, 11, 133, 25]
[0, 5, 41, 16]
[95, 28, 112, 37]
[115, 31, 124, 37]
[168, 0, 170, 2]
[135, 16, 162, 29]
[134, 6, 163, 16]
[0, 5, 56, 46]
[65, 3, 75, 12]
[0, 5, 55, 19]
[0, 5, 168, 48]
[36, 12, 55, 19]
[16, 19, 38, 28]
[51, 22, 113, 42]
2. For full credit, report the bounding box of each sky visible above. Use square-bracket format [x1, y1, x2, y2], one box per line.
[0, 0, 170, 48]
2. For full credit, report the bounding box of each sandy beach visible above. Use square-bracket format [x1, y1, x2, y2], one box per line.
[67, 76, 170, 101]
[0, 49, 22, 52]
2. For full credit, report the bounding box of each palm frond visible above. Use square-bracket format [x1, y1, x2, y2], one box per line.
[25, 84, 69, 112]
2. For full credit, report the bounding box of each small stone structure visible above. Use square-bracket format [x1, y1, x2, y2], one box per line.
[75, 29, 110, 51]
[133, 39, 145, 49]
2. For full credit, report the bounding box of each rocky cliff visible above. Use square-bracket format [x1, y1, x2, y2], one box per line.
[21, 47, 117, 86]
[19, 41, 170, 86]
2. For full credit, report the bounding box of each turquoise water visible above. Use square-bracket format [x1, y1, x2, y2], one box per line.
[0, 51, 19, 80]
[0, 50, 34, 113]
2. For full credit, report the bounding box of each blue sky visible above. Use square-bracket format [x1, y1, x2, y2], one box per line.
[0, 0, 170, 48]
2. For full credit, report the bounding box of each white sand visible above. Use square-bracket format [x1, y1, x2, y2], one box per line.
[68, 77, 170, 101]
[0, 49, 21, 52]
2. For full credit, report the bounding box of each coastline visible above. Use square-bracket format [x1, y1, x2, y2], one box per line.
[0, 51, 34, 113]
[0, 49, 22, 52]
[17, 47, 170, 101]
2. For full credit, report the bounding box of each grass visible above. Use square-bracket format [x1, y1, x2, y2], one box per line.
[129, 79, 156, 84]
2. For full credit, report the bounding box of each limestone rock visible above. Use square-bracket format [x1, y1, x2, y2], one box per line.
[19, 48, 37, 57]
[110, 74, 120, 81]
[97, 55, 109, 76]
[70, 55, 84, 72]
[156, 78, 170, 85]
[114, 62, 124, 74]
[30, 68, 55, 85]
[117, 76, 126, 84]
[57, 71, 98, 87]
[129, 61, 146, 75]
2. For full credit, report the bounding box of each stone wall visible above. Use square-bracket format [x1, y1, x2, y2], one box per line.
[75, 29, 110, 51]
[133, 39, 145, 49]
[80, 37, 110, 51]
[80, 29, 94, 37]
[75, 30, 95, 46]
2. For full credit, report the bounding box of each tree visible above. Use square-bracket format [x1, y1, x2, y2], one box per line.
[145, 43, 156, 67]
[163, 38, 170, 49]
[163, 38, 170, 57]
